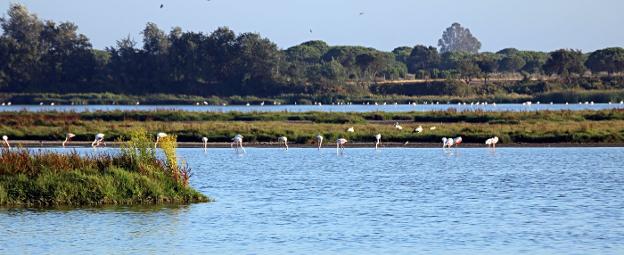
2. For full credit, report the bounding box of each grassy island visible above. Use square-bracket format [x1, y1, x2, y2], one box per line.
[0, 129, 209, 206]
[1, 109, 624, 145]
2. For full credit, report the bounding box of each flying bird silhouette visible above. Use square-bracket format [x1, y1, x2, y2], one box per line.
[160, 4, 164, 8]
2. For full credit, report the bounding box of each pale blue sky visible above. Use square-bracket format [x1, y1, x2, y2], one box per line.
[1, 0, 622, 52]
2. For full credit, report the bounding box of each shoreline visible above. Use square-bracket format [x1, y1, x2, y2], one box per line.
[6, 140, 624, 148]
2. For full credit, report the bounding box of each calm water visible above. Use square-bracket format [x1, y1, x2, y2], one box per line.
[1, 147, 623, 254]
[1, 103, 624, 113]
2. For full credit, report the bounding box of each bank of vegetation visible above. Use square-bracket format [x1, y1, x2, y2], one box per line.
[0, 129, 209, 206]
[1, 110, 623, 145]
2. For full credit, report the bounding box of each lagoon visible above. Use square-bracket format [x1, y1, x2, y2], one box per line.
[1, 147, 623, 254]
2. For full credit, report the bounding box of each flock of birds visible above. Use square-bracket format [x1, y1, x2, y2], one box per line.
[1, 123, 501, 152]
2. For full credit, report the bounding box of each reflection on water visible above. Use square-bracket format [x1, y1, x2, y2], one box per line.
[1, 147, 624, 254]
[1, 103, 624, 113]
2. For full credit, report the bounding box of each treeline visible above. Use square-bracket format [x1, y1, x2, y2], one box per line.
[1, 4, 623, 97]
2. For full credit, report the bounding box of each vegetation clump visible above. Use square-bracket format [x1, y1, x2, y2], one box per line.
[0, 128, 208, 206]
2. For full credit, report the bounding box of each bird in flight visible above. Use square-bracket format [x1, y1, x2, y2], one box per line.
[309, 29, 313, 33]
[359, 12, 364, 16]
[160, 4, 164, 8]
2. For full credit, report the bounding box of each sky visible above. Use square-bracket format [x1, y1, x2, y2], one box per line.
[1, 0, 623, 52]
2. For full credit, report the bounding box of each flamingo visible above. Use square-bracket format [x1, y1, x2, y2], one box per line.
[347, 127, 355, 133]
[394, 122, 403, 130]
[2, 135, 9, 148]
[442, 137, 454, 149]
[413, 125, 423, 133]
[487, 136, 500, 148]
[336, 138, 348, 151]
[374, 133, 382, 150]
[202, 137, 208, 151]
[492, 136, 499, 147]
[62, 133, 76, 147]
[92, 133, 105, 148]
[155, 132, 167, 148]
[277, 136, 289, 150]
[316, 134, 323, 150]
[454, 136, 463, 148]
[231, 134, 245, 153]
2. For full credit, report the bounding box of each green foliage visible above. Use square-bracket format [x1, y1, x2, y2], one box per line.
[0, 127, 208, 206]
[543, 49, 586, 77]
[2, 109, 624, 146]
[0, 4, 623, 99]
[438, 22, 481, 54]
[586, 47, 624, 75]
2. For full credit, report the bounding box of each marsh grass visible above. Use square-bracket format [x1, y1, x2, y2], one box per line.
[0, 129, 207, 206]
[1, 110, 624, 144]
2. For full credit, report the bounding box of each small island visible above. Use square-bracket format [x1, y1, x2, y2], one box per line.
[0, 129, 209, 206]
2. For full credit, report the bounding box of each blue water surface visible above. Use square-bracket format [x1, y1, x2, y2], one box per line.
[1, 147, 623, 254]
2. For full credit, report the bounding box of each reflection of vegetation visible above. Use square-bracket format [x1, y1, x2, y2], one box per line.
[1, 110, 623, 144]
[0, 128, 208, 206]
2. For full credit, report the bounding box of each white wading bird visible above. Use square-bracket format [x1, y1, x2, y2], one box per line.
[92, 133, 105, 148]
[347, 127, 355, 133]
[375, 133, 382, 150]
[316, 134, 323, 150]
[413, 125, 423, 133]
[336, 138, 348, 151]
[62, 133, 76, 147]
[155, 132, 167, 148]
[454, 136, 463, 148]
[394, 122, 403, 130]
[442, 137, 455, 149]
[277, 136, 289, 150]
[485, 136, 499, 148]
[231, 134, 245, 153]
[2, 135, 9, 148]
[202, 137, 208, 151]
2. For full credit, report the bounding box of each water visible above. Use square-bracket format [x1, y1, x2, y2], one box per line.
[1, 103, 624, 113]
[1, 147, 623, 254]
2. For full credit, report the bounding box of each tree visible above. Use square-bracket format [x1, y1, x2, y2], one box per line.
[407, 45, 440, 74]
[392, 46, 412, 64]
[0, 4, 44, 87]
[233, 32, 280, 94]
[499, 55, 525, 74]
[456, 59, 481, 83]
[585, 47, 624, 75]
[438, 22, 481, 54]
[519, 51, 548, 74]
[476, 53, 499, 84]
[543, 49, 586, 79]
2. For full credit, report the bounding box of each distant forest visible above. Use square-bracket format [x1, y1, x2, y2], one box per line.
[1, 4, 624, 98]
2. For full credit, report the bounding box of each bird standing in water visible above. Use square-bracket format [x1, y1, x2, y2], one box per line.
[277, 136, 289, 150]
[62, 133, 76, 148]
[2, 135, 9, 148]
[316, 134, 323, 150]
[231, 134, 245, 153]
[92, 133, 105, 148]
[202, 137, 208, 151]
[336, 138, 348, 152]
[374, 134, 382, 150]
